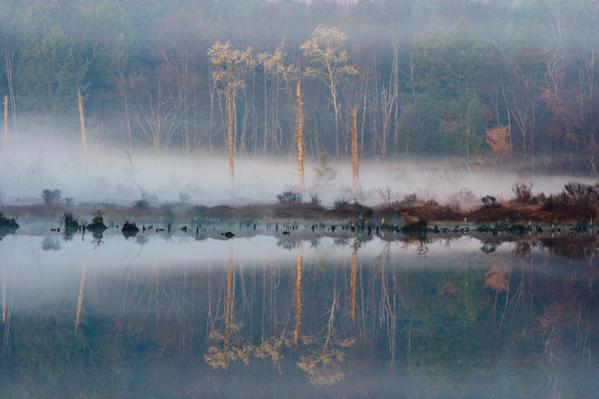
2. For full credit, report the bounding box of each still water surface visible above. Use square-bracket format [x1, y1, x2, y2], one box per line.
[0, 231, 597, 398]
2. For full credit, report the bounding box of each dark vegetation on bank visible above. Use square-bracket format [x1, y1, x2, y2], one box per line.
[2, 182, 599, 238]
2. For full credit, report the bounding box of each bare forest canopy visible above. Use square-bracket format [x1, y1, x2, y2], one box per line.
[1, 0, 599, 175]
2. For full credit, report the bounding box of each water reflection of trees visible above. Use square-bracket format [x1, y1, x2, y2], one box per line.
[1, 241, 599, 397]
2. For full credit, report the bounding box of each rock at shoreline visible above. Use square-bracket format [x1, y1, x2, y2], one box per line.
[87, 215, 107, 231]
[122, 222, 140, 237]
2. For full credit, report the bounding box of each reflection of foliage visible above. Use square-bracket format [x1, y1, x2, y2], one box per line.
[204, 323, 254, 369]
[296, 337, 354, 386]
[399, 237, 430, 256]
[253, 337, 288, 371]
[399, 269, 485, 383]
[204, 321, 355, 387]
[484, 265, 509, 292]
[541, 236, 597, 258]
[41, 236, 61, 251]
[276, 239, 300, 250]
[512, 240, 533, 258]
[41, 189, 62, 205]
[204, 319, 355, 388]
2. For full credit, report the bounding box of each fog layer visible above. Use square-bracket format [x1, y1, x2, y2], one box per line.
[0, 133, 591, 206]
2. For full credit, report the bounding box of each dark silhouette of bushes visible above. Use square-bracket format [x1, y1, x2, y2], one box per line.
[541, 182, 598, 219]
[480, 195, 501, 208]
[41, 189, 62, 205]
[276, 191, 303, 204]
[512, 183, 534, 203]
[133, 199, 151, 211]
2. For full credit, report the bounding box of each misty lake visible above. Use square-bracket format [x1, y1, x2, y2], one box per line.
[0, 229, 597, 398]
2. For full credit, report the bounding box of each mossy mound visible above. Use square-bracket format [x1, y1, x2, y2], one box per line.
[0, 213, 19, 229]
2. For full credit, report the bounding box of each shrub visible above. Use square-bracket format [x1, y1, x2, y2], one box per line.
[133, 199, 151, 211]
[512, 183, 533, 203]
[563, 182, 598, 202]
[41, 189, 62, 205]
[334, 198, 352, 209]
[333, 198, 371, 216]
[309, 193, 321, 206]
[541, 182, 598, 219]
[276, 191, 303, 204]
[480, 195, 501, 208]
[397, 193, 419, 208]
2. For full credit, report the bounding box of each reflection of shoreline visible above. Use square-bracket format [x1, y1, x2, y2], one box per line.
[5, 221, 599, 249]
[2, 233, 597, 280]
[1, 236, 597, 398]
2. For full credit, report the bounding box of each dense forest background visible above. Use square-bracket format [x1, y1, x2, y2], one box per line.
[1, 0, 598, 174]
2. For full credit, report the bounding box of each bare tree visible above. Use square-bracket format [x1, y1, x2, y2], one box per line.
[208, 42, 255, 191]
[301, 26, 357, 158]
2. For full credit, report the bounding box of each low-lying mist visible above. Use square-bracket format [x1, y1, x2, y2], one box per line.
[0, 132, 593, 208]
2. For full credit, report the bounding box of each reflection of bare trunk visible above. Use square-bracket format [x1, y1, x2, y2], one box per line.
[75, 267, 86, 331]
[118, 270, 130, 332]
[2, 267, 6, 324]
[226, 82, 235, 191]
[293, 246, 303, 346]
[350, 249, 357, 323]
[324, 270, 338, 350]
[77, 87, 88, 155]
[351, 107, 359, 192]
[296, 80, 305, 191]
[2, 95, 7, 155]
[224, 251, 234, 346]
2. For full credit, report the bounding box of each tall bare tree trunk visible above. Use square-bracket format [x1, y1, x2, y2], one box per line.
[75, 267, 86, 331]
[4, 52, 17, 138]
[296, 80, 305, 190]
[2, 95, 7, 155]
[392, 45, 400, 157]
[116, 74, 133, 154]
[351, 107, 359, 192]
[333, 90, 340, 158]
[77, 87, 88, 155]
[293, 246, 303, 347]
[226, 83, 235, 192]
